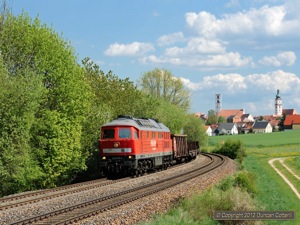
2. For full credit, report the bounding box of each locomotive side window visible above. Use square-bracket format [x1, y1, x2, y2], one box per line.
[134, 131, 139, 139]
[103, 129, 115, 139]
[152, 132, 156, 138]
[118, 128, 131, 138]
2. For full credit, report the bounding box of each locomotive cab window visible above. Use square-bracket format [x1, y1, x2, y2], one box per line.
[118, 128, 131, 138]
[103, 129, 115, 139]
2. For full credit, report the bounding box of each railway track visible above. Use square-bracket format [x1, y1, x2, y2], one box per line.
[4, 153, 226, 225]
[0, 177, 129, 211]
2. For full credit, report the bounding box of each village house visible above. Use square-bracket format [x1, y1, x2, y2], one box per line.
[205, 125, 213, 136]
[217, 109, 244, 123]
[215, 123, 238, 135]
[252, 121, 272, 133]
[283, 115, 300, 130]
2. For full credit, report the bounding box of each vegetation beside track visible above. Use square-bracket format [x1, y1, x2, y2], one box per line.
[142, 130, 300, 225]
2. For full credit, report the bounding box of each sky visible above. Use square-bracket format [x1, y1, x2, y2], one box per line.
[10, 0, 300, 116]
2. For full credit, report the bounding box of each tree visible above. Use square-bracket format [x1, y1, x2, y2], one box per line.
[183, 115, 207, 146]
[138, 68, 191, 111]
[278, 114, 285, 131]
[218, 116, 226, 124]
[154, 99, 187, 134]
[206, 110, 218, 125]
[0, 55, 45, 196]
[0, 12, 91, 188]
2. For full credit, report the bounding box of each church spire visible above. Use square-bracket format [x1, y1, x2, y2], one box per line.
[275, 89, 282, 116]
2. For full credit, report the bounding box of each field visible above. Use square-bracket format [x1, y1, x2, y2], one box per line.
[142, 130, 300, 225]
[207, 130, 300, 148]
[210, 130, 300, 225]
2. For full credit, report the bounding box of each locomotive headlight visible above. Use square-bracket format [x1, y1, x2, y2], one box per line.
[128, 155, 132, 159]
[114, 142, 120, 148]
[102, 156, 106, 160]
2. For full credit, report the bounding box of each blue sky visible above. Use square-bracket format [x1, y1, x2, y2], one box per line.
[11, 0, 300, 116]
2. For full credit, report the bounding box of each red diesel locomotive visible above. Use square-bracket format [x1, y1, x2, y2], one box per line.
[99, 115, 199, 177]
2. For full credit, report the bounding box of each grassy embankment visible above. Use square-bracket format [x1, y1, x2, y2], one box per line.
[141, 130, 300, 225]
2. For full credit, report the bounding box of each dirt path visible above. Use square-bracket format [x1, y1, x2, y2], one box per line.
[268, 158, 300, 199]
[279, 158, 300, 180]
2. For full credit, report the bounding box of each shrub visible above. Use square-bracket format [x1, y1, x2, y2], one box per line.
[234, 171, 258, 197]
[217, 176, 234, 191]
[213, 139, 246, 162]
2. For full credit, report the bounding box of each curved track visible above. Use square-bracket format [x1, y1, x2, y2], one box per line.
[5, 153, 226, 225]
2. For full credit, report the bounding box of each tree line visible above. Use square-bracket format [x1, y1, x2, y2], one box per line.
[0, 11, 207, 197]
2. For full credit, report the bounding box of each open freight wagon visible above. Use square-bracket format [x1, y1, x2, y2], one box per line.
[171, 134, 199, 163]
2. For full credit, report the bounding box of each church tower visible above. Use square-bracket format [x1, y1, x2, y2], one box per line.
[215, 93, 222, 114]
[275, 89, 282, 116]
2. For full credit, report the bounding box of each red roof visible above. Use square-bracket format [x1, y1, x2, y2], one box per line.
[217, 109, 244, 118]
[284, 115, 300, 126]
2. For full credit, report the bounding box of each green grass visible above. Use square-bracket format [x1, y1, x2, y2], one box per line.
[285, 157, 300, 174]
[207, 130, 300, 148]
[273, 160, 300, 194]
[244, 145, 300, 225]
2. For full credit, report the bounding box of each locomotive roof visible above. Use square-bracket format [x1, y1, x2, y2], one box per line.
[101, 115, 170, 132]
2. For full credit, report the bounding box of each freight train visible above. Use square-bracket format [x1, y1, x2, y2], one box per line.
[99, 115, 199, 177]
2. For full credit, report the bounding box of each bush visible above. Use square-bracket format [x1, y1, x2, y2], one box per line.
[233, 171, 258, 197]
[213, 139, 246, 162]
[217, 176, 234, 191]
[181, 187, 259, 225]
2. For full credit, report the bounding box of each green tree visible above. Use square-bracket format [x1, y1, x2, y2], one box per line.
[138, 68, 191, 111]
[0, 55, 45, 196]
[278, 114, 285, 131]
[217, 116, 226, 124]
[154, 99, 187, 134]
[183, 115, 208, 146]
[0, 12, 91, 188]
[206, 110, 218, 125]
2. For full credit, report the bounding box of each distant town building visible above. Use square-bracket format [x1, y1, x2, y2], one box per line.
[205, 126, 213, 136]
[284, 115, 300, 130]
[217, 109, 244, 123]
[216, 123, 238, 135]
[275, 89, 282, 116]
[215, 93, 222, 113]
[253, 121, 273, 133]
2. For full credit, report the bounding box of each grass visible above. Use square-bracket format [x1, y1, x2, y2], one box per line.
[207, 130, 300, 148]
[285, 157, 300, 175]
[244, 144, 300, 225]
[273, 159, 300, 194]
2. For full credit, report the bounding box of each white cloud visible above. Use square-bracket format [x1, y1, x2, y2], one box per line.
[245, 70, 300, 93]
[185, 5, 300, 38]
[181, 73, 247, 92]
[157, 32, 185, 46]
[183, 70, 300, 94]
[259, 51, 296, 67]
[164, 37, 226, 56]
[141, 52, 252, 68]
[104, 42, 154, 56]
